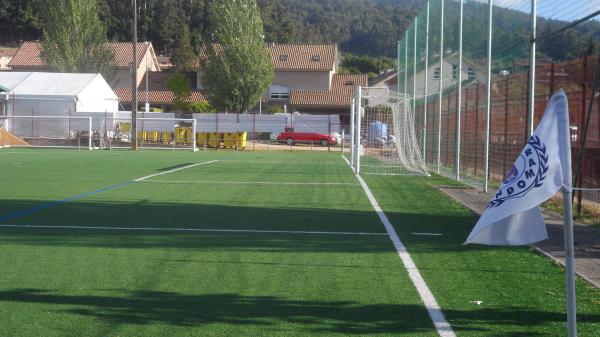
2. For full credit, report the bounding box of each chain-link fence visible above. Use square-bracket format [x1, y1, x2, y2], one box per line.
[399, 0, 600, 221]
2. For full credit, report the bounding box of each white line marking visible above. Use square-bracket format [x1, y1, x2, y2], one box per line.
[134, 160, 218, 182]
[140, 180, 357, 186]
[0, 223, 387, 236]
[411, 233, 443, 236]
[350, 162, 456, 336]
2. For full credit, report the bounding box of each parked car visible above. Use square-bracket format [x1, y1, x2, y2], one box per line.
[277, 128, 338, 146]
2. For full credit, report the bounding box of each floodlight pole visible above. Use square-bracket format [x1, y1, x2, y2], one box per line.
[455, 0, 463, 181]
[397, 41, 401, 95]
[423, 1, 430, 159]
[484, 0, 493, 193]
[131, 0, 138, 150]
[527, 0, 537, 138]
[355, 86, 362, 175]
[404, 34, 408, 96]
[350, 97, 356, 172]
[413, 17, 418, 114]
[437, 0, 444, 174]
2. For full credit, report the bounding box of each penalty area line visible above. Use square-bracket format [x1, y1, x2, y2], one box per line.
[134, 160, 219, 182]
[139, 180, 358, 186]
[345, 156, 456, 337]
[0, 224, 388, 237]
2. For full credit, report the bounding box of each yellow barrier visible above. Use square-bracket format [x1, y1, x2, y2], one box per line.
[208, 132, 220, 148]
[147, 131, 159, 143]
[184, 127, 193, 144]
[175, 127, 186, 145]
[119, 123, 131, 133]
[137, 131, 147, 142]
[161, 131, 172, 144]
[197, 132, 208, 147]
[235, 132, 247, 149]
[223, 132, 236, 148]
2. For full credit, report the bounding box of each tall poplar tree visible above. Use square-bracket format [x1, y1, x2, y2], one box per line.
[41, 0, 115, 82]
[202, 0, 273, 113]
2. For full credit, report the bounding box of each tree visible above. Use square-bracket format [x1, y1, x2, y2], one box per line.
[166, 71, 192, 113]
[171, 25, 197, 72]
[40, 0, 115, 82]
[202, 0, 274, 113]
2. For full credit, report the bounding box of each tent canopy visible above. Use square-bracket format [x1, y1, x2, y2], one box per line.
[0, 72, 118, 112]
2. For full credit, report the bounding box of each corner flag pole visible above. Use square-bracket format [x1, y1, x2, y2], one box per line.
[563, 187, 577, 337]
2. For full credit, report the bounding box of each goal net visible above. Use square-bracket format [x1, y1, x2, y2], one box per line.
[1, 115, 93, 149]
[0, 115, 198, 151]
[350, 87, 429, 176]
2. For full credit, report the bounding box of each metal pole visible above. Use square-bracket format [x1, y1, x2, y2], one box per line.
[484, 0, 493, 193]
[437, 0, 445, 174]
[356, 86, 362, 175]
[563, 189, 577, 337]
[404, 34, 408, 96]
[527, 0, 537, 137]
[350, 97, 356, 172]
[413, 17, 418, 115]
[455, 0, 464, 181]
[423, 1, 430, 159]
[131, 0, 138, 150]
[397, 41, 401, 95]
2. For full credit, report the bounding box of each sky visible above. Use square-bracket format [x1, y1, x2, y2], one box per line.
[470, 0, 600, 22]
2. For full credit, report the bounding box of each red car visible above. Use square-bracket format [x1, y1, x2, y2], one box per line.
[277, 128, 338, 146]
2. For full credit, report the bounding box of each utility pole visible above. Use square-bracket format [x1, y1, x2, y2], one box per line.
[131, 0, 138, 150]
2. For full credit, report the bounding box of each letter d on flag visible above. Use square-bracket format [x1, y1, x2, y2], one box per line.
[466, 90, 572, 246]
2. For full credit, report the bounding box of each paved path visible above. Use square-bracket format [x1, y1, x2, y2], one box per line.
[438, 186, 600, 288]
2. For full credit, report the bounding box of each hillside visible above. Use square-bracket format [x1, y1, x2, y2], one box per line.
[0, 0, 596, 61]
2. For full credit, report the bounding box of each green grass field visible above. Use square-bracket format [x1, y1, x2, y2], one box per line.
[0, 148, 598, 336]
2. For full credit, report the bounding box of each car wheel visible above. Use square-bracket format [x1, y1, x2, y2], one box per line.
[286, 138, 294, 146]
[320, 139, 329, 146]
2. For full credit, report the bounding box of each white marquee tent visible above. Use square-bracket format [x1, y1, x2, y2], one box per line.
[0, 72, 118, 139]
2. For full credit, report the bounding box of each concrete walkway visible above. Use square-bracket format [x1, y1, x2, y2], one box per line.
[438, 186, 600, 288]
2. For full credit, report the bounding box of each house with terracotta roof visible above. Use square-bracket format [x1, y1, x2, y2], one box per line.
[0, 47, 18, 70]
[197, 43, 367, 120]
[114, 71, 206, 112]
[8, 41, 160, 88]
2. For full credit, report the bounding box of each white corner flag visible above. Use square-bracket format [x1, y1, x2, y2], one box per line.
[466, 89, 572, 245]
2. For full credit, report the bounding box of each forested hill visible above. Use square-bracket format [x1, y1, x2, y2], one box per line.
[0, 0, 422, 57]
[0, 0, 597, 60]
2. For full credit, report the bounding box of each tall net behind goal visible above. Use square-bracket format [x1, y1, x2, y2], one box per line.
[352, 87, 429, 176]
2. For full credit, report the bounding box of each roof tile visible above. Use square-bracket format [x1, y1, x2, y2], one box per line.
[8, 41, 152, 69]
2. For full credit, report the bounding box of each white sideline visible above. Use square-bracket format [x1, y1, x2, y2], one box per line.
[139, 180, 358, 186]
[0, 223, 387, 236]
[134, 160, 219, 182]
[342, 155, 456, 337]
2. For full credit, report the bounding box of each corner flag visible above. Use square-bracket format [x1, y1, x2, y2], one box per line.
[465, 89, 572, 246]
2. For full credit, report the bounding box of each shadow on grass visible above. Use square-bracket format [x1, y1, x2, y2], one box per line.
[2, 288, 597, 336]
[0, 198, 488, 254]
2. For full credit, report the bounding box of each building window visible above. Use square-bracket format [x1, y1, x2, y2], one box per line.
[433, 67, 440, 80]
[270, 85, 290, 100]
[452, 65, 458, 80]
[311, 55, 321, 62]
[468, 67, 476, 80]
[279, 55, 288, 62]
[345, 80, 355, 86]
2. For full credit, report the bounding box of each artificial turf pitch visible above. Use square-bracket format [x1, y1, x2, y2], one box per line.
[0, 148, 598, 336]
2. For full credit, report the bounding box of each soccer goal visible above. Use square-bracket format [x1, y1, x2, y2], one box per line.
[0, 115, 93, 150]
[349, 86, 429, 176]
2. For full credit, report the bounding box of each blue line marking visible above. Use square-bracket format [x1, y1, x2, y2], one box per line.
[0, 181, 134, 222]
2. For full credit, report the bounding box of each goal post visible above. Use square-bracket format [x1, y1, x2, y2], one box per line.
[352, 86, 429, 176]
